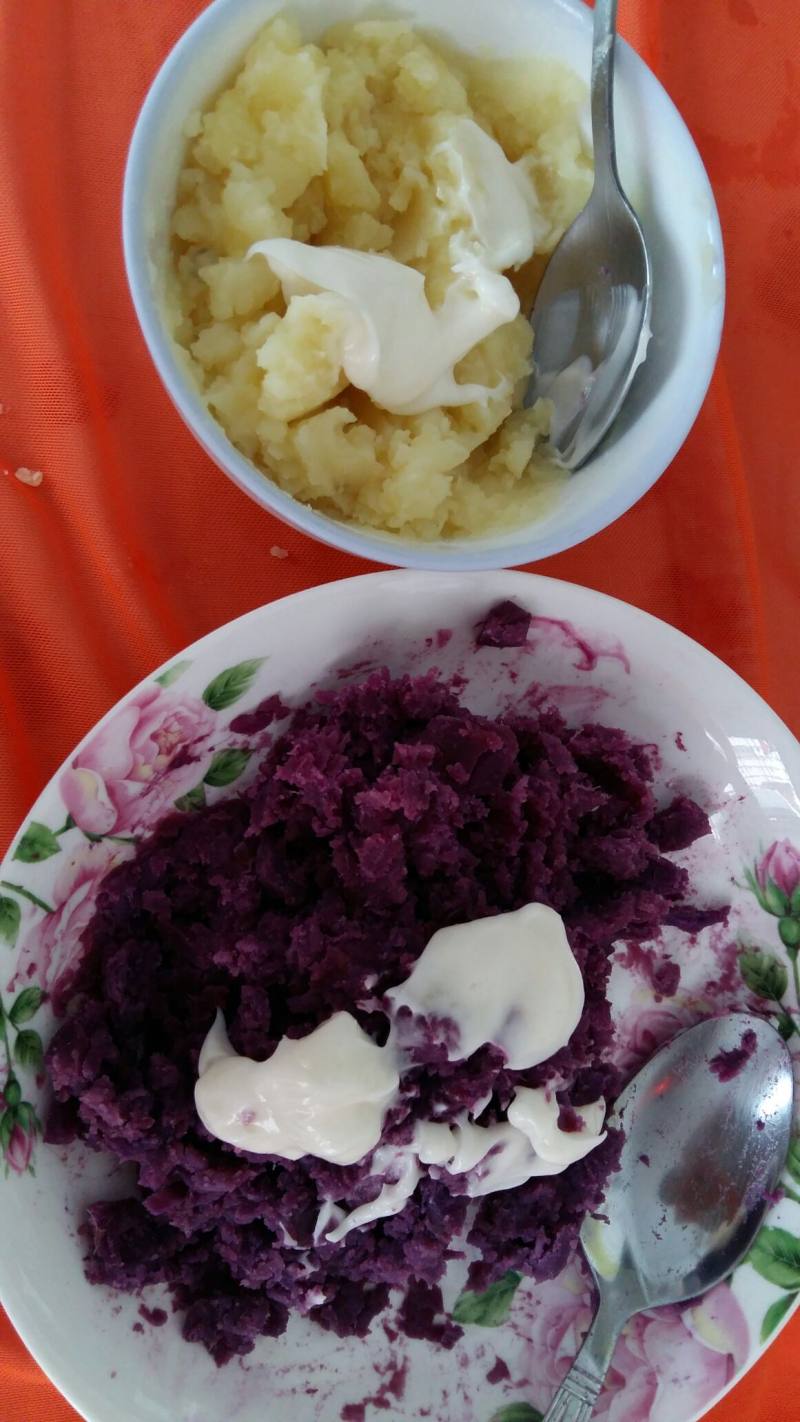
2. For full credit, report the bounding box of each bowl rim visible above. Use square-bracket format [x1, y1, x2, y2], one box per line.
[2, 568, 799, 1422]
[122, 0, 725, 569]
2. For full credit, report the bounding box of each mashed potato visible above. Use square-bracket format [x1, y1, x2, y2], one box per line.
[169, 16, 592, 540]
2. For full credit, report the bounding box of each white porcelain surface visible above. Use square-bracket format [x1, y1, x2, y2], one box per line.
[123, 0, 725, 569]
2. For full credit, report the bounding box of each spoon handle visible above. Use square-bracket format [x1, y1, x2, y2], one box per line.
[540, 1296, 622, 1422]
[590, 0, 620, 183]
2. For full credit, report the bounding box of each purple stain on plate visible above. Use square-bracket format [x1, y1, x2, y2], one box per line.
[529, 615, 631, 673]
[486, 1357, 510, 1384]
[638, 1154, 651, 1167]
[616, 942, 681, 999]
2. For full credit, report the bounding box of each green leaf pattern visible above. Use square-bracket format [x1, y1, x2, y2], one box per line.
[741, 842, 800, 1036]
[13, 823, 62, 864]
[154, 659, 192, 688]
[0, 882, 55, 914]
[0, 1113, 13, 1154]
[739, 951, 787, 1002]
[177, 743, 254, 810]
[0, 897, 21, 948]
[453, 1271, 522, 1326]
[175, 784, 207, 813]
[202, 659, 265, 712]
[748, 1226, 800, 1289]
[740, 847, 800, 1344]
[9, 988, 44, 1027]
[752, 1213, 800, 1342]
[490, 1407, 543, 1422]
[760, 1291, 797, 1342]
[0, 985, 45, 1177]
[204, 748, 252, 788]
[14, 1030, 44, 1072]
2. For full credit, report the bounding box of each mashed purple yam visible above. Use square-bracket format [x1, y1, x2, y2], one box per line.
[47, 662, 714, 1365]
[476, 600, 532, 648]
[709, 1028, 758, 1082]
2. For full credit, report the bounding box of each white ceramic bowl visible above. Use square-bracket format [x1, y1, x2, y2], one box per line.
[1, 571, 799, 1422]
[123, 0, 724, 571]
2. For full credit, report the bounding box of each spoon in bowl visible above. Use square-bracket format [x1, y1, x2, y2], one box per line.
[526, 0, 652, 469]
[540, 1013, 794, 1421]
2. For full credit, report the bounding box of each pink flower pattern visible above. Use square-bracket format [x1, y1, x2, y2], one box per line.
[614, 1004, 688, 1077]
[5, 1121, 34, 1175]
[60, 685, 216, 835]
[518, 1272, 749, 1422]
[12, 841, 132, 1000]
[757, 839, 800, 900]
[596, 1287, 749, 1422]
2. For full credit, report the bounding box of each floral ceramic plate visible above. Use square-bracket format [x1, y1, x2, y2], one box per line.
[1, 570, 799, 1422]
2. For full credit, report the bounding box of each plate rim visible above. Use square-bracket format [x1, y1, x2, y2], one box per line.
[2, 567, 798, 1422]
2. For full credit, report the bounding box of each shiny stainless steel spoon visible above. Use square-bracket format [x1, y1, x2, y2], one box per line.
[527, 0, 652, 469]
[541, 1013, 794, 1422]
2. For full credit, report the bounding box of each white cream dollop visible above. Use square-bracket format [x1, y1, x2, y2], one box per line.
[326, 1090, 606, 1242]
[248, 118, 543, 416]
[439, 116, 548, 270]
[386, 902, 585, 1069]
[195, 903, 603, 1239]
[194, 1009, 398, 1165]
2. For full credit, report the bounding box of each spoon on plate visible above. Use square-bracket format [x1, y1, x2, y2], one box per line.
[540, 1013, 794, 1422]
[527, 0, 652, 469]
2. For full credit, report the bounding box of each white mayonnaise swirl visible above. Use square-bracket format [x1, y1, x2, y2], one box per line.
[326, 1091, 606, 1242]
[440, 116, 548, 271]
[195, 1010, 398, 1165]
[195, 903, 603, 1236]
[248, 118, 543, 416]
[386, 902, 585, 1069]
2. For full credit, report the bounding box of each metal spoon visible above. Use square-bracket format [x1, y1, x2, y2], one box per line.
[541, 1013, 794, 1421]
[527, 0, 652, 469]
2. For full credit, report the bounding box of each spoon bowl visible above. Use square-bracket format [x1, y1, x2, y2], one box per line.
[542, 1013, 794, 1421]
[528, 0, 652, 469]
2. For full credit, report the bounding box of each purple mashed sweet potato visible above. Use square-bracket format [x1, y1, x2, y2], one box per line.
[46, 633, 716, 1366]
[709, 1028, 758, 1082]
[476, 600, 532, 648]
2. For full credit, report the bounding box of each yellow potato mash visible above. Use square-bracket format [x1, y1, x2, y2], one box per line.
[169, 16, 592, 540]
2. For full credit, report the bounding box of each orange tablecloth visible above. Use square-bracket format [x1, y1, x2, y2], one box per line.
[1, 1, 798, 1418]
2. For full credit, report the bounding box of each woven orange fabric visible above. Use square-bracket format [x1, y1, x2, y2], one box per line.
[1, 1, 798, 1418]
